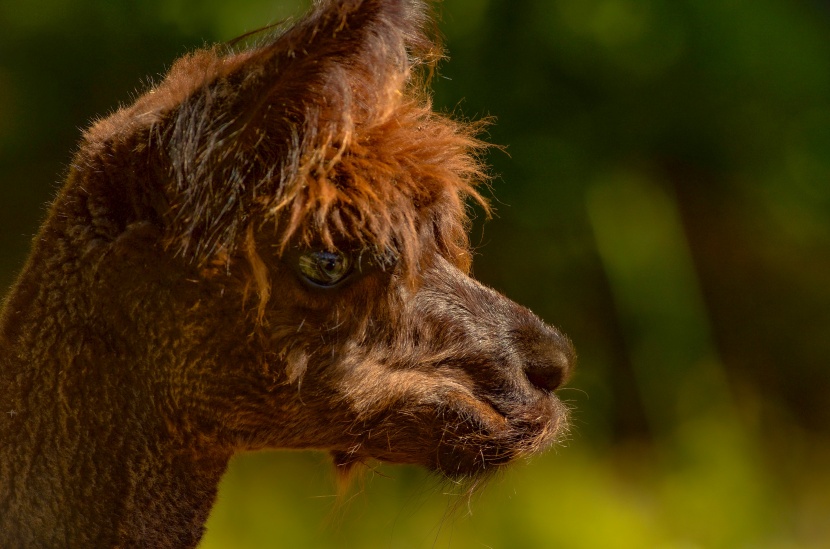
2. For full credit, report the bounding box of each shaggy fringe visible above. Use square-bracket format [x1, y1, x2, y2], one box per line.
[148, 0, 492, 275]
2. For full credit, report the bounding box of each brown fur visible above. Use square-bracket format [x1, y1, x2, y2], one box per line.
[0, 1, 575, 547]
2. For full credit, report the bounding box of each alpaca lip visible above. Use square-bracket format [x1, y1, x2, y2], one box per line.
[481, 396, 510, 421]
[450, 390, 510, 430]
[435, 390, 566, 475]
[455, 389, 562, 437]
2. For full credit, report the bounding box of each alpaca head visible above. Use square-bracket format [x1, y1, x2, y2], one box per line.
[71, 0, 574, 479]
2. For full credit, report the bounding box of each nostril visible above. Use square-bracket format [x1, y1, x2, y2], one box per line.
[508, 310, 575, 394]
[517, 326, 575, 393]
[523, 351, 570, 393]
[524, 363, 562, 393]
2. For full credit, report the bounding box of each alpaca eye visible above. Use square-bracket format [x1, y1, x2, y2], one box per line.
[297, 251, 352, 287]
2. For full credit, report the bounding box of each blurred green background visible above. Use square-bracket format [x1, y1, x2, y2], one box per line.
[2, 0, 830, 547]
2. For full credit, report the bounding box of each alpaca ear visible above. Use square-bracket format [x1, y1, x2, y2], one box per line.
[160, 0, 440, 263]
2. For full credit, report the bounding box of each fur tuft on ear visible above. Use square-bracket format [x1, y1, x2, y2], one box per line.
[82, 0, 490, 271]
[164, 0, 490, 269]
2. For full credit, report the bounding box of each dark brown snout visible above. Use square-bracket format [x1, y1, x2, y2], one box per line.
[419, 257, 575, 400]
[329, 257, 574, 477]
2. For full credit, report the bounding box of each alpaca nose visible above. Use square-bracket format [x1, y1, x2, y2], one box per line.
[520, 325, 575, 393]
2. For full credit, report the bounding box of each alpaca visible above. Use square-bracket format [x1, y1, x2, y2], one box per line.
[0, 0, 575, 546]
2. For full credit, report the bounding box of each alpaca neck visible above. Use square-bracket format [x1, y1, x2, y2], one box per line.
[0, 394, 229, 547]
[0, 218, 232, 548]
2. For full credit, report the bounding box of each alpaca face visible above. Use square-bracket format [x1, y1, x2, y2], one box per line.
[293, 252, 573, 476]
[238, 211, 574, 478]
[73, 0, 574, 479]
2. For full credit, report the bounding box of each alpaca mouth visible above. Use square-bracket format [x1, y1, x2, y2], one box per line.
[432, 389, 568, 476]
[331, 387, 567, 479]
[450, 390, 511, 430]
[485, 394, 567, 452]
